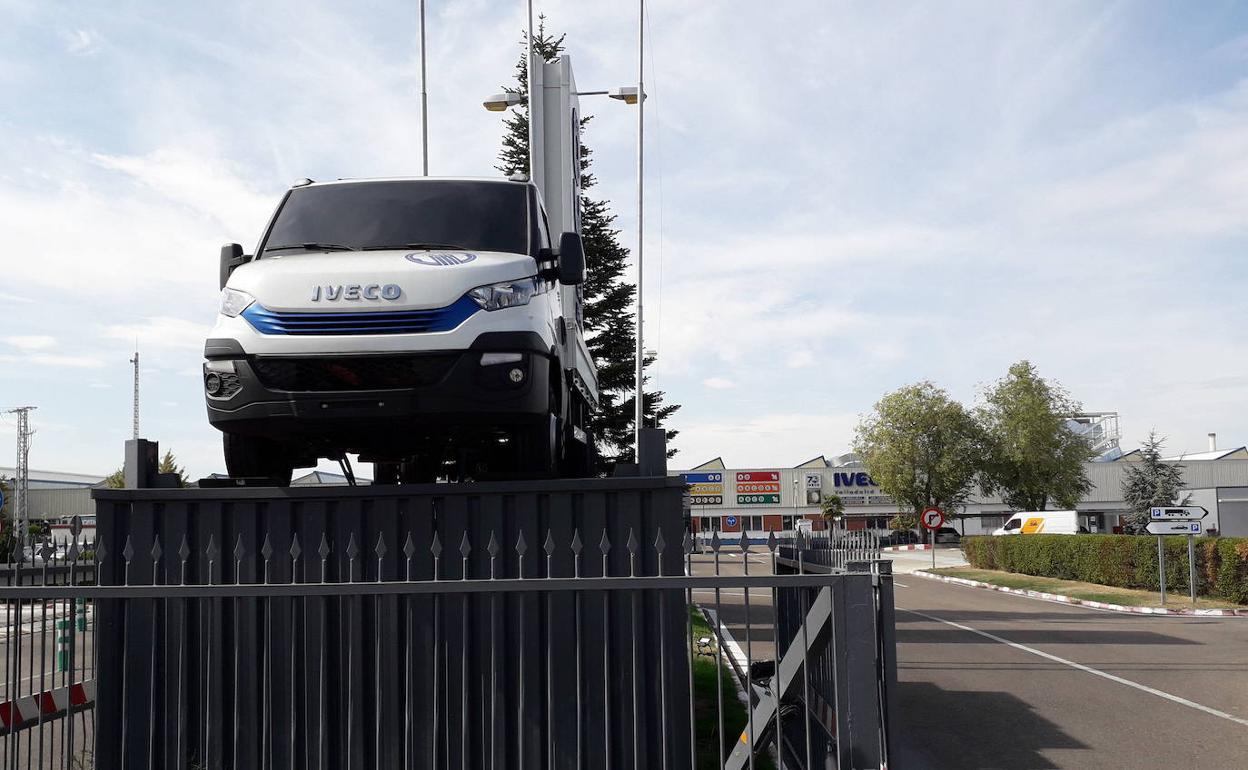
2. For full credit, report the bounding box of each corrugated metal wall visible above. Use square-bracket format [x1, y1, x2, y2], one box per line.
[26, 487, 95, 519]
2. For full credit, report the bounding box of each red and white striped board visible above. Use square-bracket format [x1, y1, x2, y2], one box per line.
[0, 679, 95, 735]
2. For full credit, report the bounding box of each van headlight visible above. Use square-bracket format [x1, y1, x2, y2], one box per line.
[468, 277, 546, 311]
[219, 288, 256, 317]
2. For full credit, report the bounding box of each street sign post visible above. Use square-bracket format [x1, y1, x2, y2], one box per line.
[921, 507, 944, 568]
[1146, 512, 1206, 605]
[1149, 506, 1208, 521]
[1145, 520, 1203, 536]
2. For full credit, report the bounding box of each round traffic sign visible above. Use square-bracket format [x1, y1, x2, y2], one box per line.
[921, 507, 945, 531]
[725, 515, 738, 528]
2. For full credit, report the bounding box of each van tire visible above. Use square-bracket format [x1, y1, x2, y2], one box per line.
[223, 432, 294, 486]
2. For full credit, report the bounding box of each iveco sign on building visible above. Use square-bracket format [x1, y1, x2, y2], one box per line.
[678, 444, 1248, 538]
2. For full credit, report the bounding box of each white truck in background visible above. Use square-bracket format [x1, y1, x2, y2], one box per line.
[204, 57, 598, 484]
[992, 510, 1083, 536]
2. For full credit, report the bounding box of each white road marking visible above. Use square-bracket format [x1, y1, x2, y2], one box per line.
[894, 582, 910, 588]
[899, 607, 1248, 728]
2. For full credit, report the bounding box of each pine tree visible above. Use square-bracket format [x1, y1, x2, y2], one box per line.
[495, 18, 679, 468]
[1120, 431, 1190, 533]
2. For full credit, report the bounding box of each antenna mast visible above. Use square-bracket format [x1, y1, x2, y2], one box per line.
[5, 406, 35, 555]
[130, 350, 140, 440]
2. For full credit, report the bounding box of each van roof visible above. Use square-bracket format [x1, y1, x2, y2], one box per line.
[298, 176, 530, 189]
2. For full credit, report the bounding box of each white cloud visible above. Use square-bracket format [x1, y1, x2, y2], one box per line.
[102, 317, 211, 350]
[672, 412, 862, 470]
[0, 353, 104, 368]
[3, 335, 56, 351]
[702, 377, 735, 390]
[787, 351, 815, 369]
[62, 29, 102, 56]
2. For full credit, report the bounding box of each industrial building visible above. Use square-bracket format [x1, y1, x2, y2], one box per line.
[678, 428, 1248, 538]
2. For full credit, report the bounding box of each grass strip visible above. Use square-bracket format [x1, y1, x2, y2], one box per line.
[688, 606, 776, 770]
[928, 567, 1244, 610]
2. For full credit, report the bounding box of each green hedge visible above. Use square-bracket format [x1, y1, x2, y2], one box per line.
[961, 534, 1248, 604]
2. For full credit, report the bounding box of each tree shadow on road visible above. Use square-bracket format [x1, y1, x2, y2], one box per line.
[893, 680, 1087, 769]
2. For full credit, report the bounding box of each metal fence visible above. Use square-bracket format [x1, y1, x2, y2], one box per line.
[1, 539, 98, 770]
[1, 483, 896, 770]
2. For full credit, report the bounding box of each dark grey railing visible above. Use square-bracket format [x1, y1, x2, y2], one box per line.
[0, 482, 896, 769]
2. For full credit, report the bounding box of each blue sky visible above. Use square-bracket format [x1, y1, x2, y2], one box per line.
[3, 1, 1248, 477]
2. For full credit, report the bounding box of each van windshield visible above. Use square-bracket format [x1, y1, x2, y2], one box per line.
[261, 181, 532, 257]
[1003, 518, 1021, 530]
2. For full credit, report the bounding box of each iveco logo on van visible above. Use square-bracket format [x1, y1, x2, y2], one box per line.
[405, 252, 477, 266]
[311, 284, 403, 301]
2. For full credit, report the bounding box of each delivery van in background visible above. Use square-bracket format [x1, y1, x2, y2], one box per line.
[992, 510, 1083, 536]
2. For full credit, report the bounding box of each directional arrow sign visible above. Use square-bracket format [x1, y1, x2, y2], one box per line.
[1146, 520, 1203, 536]
[1149, 506, 1208, 521]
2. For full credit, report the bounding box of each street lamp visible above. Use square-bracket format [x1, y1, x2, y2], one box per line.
[482, 92, 526, 112]
[483, 63, 646, 460]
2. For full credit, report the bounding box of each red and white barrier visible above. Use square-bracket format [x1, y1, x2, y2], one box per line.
[0, 680, 95, 735]
[883, 543, 933, 552]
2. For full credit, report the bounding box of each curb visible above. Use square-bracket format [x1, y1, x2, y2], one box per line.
[913, 570, 1248, 617]
[883, 544, 933, 552]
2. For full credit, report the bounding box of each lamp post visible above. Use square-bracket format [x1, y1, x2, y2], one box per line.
[419, 0, 429, 175]
[632, 0, 645, 463]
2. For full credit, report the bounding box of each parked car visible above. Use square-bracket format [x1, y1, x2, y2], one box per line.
[881, 530, 920, 546]
[934, 527, 961, 544]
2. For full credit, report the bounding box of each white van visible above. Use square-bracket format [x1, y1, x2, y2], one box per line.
[992, 510, 1081, 536]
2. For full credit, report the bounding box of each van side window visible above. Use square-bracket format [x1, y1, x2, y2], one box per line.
[1003, 519, 1021, 530]
[538, 208, 552, 250]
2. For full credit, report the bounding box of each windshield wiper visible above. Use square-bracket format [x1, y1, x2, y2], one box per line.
[265, 243, 358, 252]
[361, 242, 470, 251]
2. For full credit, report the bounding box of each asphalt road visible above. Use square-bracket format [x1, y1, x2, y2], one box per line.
[690, 549, 1248, 769]
[893, 574, 1248, 769]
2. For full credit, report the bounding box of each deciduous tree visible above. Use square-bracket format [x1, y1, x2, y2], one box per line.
[853, 382, 982, 516]
[977, 361, 1094, 511]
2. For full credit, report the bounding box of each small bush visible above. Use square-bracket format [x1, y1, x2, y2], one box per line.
[959, 534, 1248, 604]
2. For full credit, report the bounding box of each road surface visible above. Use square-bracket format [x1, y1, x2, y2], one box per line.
[690, 548, 1248, 768]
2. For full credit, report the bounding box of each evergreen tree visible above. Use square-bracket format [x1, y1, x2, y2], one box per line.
[159, 450, 189, 488]
[1121, 431, 1190, 533]
[495, 18, 679, 468]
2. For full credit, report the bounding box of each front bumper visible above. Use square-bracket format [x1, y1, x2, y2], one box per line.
[204, 332, 553, 451]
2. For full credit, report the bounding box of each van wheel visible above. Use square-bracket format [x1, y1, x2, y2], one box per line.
[223, 433, 294, 486]
[517, 384, 561, 476]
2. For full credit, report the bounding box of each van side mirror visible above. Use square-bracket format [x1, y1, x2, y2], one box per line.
[558, 232, 585, 285]
[220, 243, 248, 289]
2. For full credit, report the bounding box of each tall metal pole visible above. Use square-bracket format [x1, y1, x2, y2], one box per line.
[633, 0, 645, 459]
[419, 0, 429, 175]
[526, 0, 535, 177]
[6, 406, 35, 555]
[130, 350, 140, 439]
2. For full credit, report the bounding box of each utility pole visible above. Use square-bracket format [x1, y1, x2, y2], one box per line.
[6, 406, 35, 555]
[633, 0, 646, 460]
[130, 350, 140, 440]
